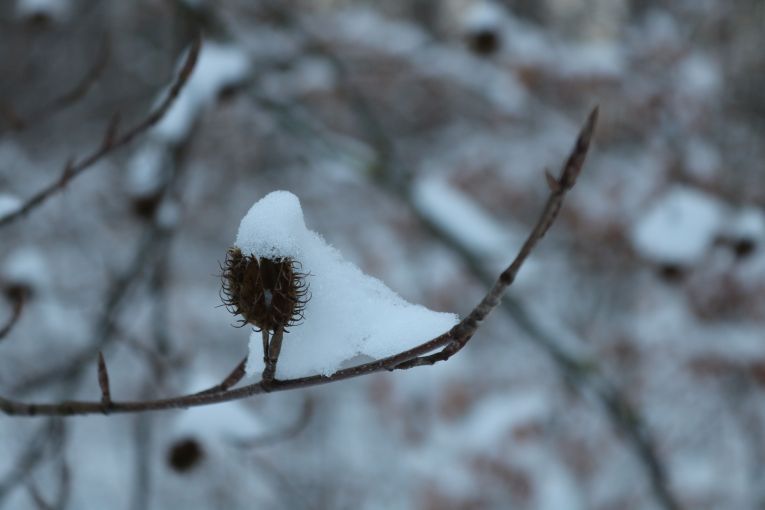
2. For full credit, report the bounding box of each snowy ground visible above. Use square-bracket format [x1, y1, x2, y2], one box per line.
[1, 1, 764, 509]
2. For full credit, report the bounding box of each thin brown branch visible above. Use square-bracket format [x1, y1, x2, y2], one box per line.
[43, 37, 111, 115]
[0, 109, 597, 417]
[194, 357, 248, 396]
[0, 287, 27, 340]
[247, 40, 677, 509]
[11, 137, 194, 395]
[1, 37, 110, 133]
[97, 352, 111, 409]
[398, 107, 599, 368]
[0, 34, 202, 228]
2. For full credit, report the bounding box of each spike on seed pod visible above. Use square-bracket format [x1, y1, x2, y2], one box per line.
[220, 247, 309, 332]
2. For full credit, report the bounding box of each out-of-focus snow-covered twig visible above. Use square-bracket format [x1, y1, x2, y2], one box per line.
[0, 35, 201, 228]
[0, 37, 110, 133]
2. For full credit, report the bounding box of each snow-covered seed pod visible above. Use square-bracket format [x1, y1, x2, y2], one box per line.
[220, 247, 309, 332]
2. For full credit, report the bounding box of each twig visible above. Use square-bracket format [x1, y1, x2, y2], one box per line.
[10, 124, 197, 395]
[0, 34, 202, 228]
[97, 352, 111, 410]
[6, 37, 112, 134]
[0, 287, 27, 341]
[42, 38, 111, 115]
[0, 420, 64, 505]
[10, 223, 167, 395]
[0, 108, 597, 417]
[26, 482, 54, 510]
[399, 108, 599, 368]
[306, 54, 678, 507]
[194, 357, 248, 396]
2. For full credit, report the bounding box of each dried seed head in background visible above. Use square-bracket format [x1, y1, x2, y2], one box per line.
[221, 247, 309, 332]
[167, 437, 204, 473]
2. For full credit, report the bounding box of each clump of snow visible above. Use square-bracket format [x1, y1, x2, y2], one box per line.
[125, 143, 167, 198]
[16, 0, 69, 21]
[676, 53, 721, 99]
[0, 193, 21, 218]
[413, 175, 524, 269]
[725, 207, 765, 241]
[462, 0, 505, 32]
[235, 191, 306, 260]
[236, 191, 459, 379]
[1, 246, 48, 291]
[631, 186, 725, 264]
[156, 199, 181, 229]
[331, 8, 428, 57]
[152, 42, 251, 143]
[261, 57, 336, 97]
[558, 42, 625, 78]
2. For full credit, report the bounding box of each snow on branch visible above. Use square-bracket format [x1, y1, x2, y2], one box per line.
[0, 107, 598, 417]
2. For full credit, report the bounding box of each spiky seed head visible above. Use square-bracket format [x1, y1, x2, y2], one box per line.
[221, 247, 309, 332]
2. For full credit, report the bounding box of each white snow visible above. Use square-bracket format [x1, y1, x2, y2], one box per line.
[462, 1, 505, 32]
[558, 42, 625, 78]
[125, 143, 166, 197]
[413, 175, 516, 263]
[726, 207, 765, 240]
[1, 246, 48, 290]
[676, 53, 721, 99]
[261, 57, 336, 97]
[152, 42, 251, 143]
[0, 193, 21, 218]
[331, 8, 428, 57]
[16, 0, 69, 20]
[235, 191, 459, 378]
[631, 186, 725, 264]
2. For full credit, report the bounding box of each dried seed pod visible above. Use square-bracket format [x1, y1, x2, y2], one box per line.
[167, 437, 204, 473]
[221, 247, 309, 332]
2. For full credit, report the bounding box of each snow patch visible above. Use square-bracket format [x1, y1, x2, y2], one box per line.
[2, 246, 48, 290]
[125, 143, 167, 197]
[676, 53, 721, 99]
[726, 207, 765, 240]
[152, 42, 251, 143]
[413, 175, 519, 265]
[631, 186, 725, 264]
[16, 0, 69, 21]
[0, 193, 21, 218]
[235, 191, 459, 379]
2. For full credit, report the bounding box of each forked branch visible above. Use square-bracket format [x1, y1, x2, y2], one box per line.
[0, 35, 202, 228]
[0, 107, 598, 416]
